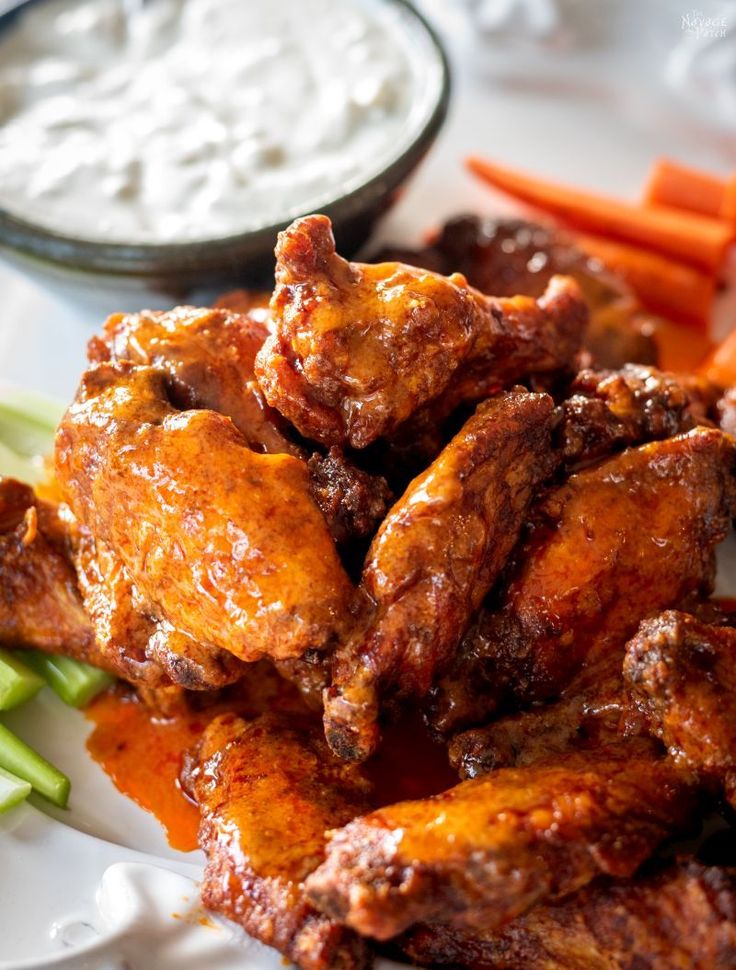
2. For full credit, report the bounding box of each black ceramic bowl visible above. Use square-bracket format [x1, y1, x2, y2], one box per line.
[0, 0, 450, 307]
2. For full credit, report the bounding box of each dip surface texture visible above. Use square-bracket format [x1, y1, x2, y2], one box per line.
[0, 0, 439, 243]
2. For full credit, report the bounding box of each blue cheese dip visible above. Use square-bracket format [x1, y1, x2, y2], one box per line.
[0, 0, 443, 243]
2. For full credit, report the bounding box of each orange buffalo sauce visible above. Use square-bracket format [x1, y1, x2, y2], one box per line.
[86, 689, 203, 852]
[86, 680, 459, 855]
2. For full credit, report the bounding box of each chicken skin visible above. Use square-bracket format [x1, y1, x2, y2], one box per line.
[305, 743, 696, 941]
[255, 215, 586, 449]
[56, 362, 355, 672]
[429, 427, 736, 734]
[398, 861, 736, 970]
[560, 364, 715, 466]
[624, 610, 736, 807]
[74, 531, 241, 691]
[0, 477, 94, 658]
[91, 305, 391, 545]
[379, 215, 659, 369]
[324, 389, 558, 761]
[188, 712, 372, 970]
[448, 652, 624, 779]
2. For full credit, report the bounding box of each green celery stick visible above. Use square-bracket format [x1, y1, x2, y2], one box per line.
[0, 390, 63, 459]
[0, 722, 69, 807]
[0, 439, 41, 483]
[23, 651, 114, 709]
[0, 649, 44, 710]
[0, 765, 32, 813]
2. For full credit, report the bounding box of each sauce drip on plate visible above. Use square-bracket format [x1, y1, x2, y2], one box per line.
[86, 675, 457, 853]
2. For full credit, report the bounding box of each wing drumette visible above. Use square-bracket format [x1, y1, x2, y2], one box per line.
[255, 215, 586, 449]
[323, 389, 558, 761]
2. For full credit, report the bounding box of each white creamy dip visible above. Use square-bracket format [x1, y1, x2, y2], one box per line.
[0, 0, 442, 243]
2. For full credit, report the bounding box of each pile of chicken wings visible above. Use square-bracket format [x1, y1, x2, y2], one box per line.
[3, 213, 736, 969]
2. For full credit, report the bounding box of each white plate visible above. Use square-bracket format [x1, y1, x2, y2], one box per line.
[1, 3, 736, 967]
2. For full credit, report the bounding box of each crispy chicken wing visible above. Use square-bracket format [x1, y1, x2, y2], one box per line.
[255, 215, 585, 449]
[305, 743, 696, 941]
[379, 215, 659, 369]
[429, 427, 736, 734]
[90, 305, 391, 545]
[323, 389, 558, 761]
[0, 478, 94, 657]
[624, 610, 736, 806]
[56, 362, 355, 671]
[188, 712, 372, 970]
[399, 861, 736, 970]
[448, 653, 624, 779]
[560, 364, 714, 465]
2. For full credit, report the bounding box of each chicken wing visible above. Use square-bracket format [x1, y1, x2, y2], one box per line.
[323, 389, 558, 761]
[560, 364, 715, 466]
[429, 427, 736, 734]
[255, 215, 585, 449]
[448, 652, 624, 779]
[624, 610, 736, 807]
[379, 215, 659, 369]
[305, 743, 696, 940]
[398, 861, 736, 970]
[0, 478, 93, 657]
[56, 362, 355, 668]
[91, 305, 392, 545]
[188, 712, 372, 970]
[74, 530, 242, 691]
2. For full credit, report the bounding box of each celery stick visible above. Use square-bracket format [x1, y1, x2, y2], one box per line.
[0, 765, 31, 813]
[0, 649, 44, 710]
[0, 723, 69, 807]
[0, 439, 41, 483]
[23, 651, 113, 708]
[0, 391, 63, 459]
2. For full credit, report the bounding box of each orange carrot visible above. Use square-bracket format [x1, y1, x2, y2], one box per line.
[699, 327, 736, 387]
[643, 158, 727, 220]
[655, 319, 714, 374]
[466, 155, 733, 273]
[575, 232, 716, 332]
[722, 174, 736, 228]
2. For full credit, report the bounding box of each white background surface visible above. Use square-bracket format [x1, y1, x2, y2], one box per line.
[1, 1, 736, 967]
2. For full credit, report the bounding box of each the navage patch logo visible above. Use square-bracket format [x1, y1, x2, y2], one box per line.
[681, 8, 729, 39]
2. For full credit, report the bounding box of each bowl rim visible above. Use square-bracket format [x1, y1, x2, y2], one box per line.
[0, 0, 451, 277]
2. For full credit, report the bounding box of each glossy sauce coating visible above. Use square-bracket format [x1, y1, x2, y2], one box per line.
[56, 363, 355, 666]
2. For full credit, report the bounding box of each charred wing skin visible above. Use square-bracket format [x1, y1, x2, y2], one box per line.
[429, 427, 736, 735]
[55, 362, 355, 667]
[191, 713, 373, 970]
[323, 390, 559, 762]
[305, 743, 696, 941]
[255, 215, 585, 448]
[398, 861, 736, 970]
[624, 610, 736, 804]
[560, 364, 713, 466]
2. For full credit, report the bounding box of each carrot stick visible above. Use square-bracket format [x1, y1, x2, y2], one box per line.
[466, 155, 733, 273]
[643, 158, 727, 220]
[699, 327, 736, 387]
[722, 174, 736, 229]
[655, 319, 713, 374]
[575, 232, 716, 332]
